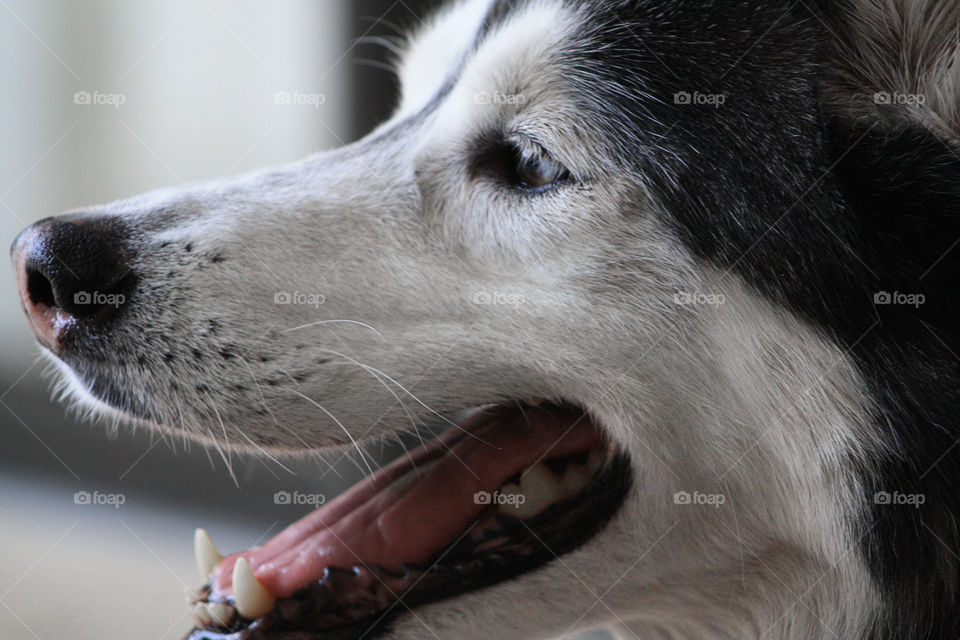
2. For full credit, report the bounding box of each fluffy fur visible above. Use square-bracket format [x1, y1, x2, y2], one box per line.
[25, 1, 960, 638]
[821, 0, 960, 138]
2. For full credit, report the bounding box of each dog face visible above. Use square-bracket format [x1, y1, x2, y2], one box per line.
[19, 2, 672, 450]
[11, 0, 960, 639]
[15, 0, 713, 463]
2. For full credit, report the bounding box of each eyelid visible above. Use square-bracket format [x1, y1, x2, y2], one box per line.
[506, 132, 547, 161]
[466, 129, 577, 192]
[507, 132, 576, 182]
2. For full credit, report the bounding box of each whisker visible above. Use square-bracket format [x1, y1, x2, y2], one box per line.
[286, 388, 376, 477]
[358, 15, 409, 39]
[204, 393, 238, 486]
[177, 394, 215, 471]
[355, 58, 400, 73]
[515, 399, 533, 431]
[355, 35, 406, 58]
[231, 428, 286, 479]
[309, 347, 496, 449]
[283, 319, 385, 341]
[238, 355, 343, 478]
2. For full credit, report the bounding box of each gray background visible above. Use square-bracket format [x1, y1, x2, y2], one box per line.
[0, 2, 610, 639]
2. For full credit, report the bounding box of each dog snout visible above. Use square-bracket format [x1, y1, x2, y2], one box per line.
[10, 216, 134, 352]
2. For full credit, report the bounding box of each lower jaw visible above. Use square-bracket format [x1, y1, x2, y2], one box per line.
[184, 404, 632, 639]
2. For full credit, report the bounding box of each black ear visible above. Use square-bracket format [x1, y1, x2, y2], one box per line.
[816, 0, 960, 326]
[812, 7, 960, 636]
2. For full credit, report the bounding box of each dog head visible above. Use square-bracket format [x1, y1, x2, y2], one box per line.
[11, 1, 960, 639]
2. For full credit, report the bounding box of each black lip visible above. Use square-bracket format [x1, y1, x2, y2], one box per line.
[184, 453, 632, 640]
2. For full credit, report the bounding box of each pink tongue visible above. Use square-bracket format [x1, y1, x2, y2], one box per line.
[212, 406, 601, 599]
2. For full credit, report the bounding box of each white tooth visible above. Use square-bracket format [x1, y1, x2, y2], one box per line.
[191, 603, 212, 627]
[496, 482, 527, 518]
[511, 464, 565, 520]
[523, 463, 564, 495]
[561, 463, 590, 498]
[194, 528, 224, 579]
[205, 602, 236, 627]
[232, 557, 276, 620]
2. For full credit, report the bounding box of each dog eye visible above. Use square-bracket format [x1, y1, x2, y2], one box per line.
[514, 149, 569, 190]
[471, 139, 572, 193]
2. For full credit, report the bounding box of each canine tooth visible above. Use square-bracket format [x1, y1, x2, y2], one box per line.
[562, 463, 590, 498]
[232, 557, 276, 620]
[194, 528, 224, 579]
[514, 464, 565, 519]
[206, 602, 235, 627]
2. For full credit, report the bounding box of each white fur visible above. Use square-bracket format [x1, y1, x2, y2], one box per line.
[48, 0, 953, 638]
[396, 0, 494, 118]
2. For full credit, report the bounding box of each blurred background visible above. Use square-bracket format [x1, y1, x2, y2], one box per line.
[0, 2, 607, 639]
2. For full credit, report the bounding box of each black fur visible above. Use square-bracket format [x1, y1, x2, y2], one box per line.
[831, 121, 960, 640]
[552, 1, 960, 637]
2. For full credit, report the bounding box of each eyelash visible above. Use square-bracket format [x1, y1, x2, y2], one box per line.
[472, 138, 572, 194]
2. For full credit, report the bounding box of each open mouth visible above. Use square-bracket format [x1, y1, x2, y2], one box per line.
[184, 402, 631, 640]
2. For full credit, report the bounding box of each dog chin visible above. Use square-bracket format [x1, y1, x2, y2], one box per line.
[41, 349, 166, 436]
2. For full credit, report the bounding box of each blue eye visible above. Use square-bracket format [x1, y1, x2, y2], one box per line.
[515, 149, 569, 189]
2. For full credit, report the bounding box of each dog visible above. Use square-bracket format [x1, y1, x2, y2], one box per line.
[10, 0, 960, 638]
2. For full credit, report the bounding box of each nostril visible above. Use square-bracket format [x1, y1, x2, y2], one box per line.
[26, 268, 56, 309]
[13, 215, 135, 336]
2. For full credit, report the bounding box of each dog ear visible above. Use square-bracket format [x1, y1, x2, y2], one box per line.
[819, 0, 960, 140]
[820, 14, 960, 630]
[820, 0, 960, 309]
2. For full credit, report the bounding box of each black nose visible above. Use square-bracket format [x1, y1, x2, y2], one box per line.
[10, 216, 133, 349]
